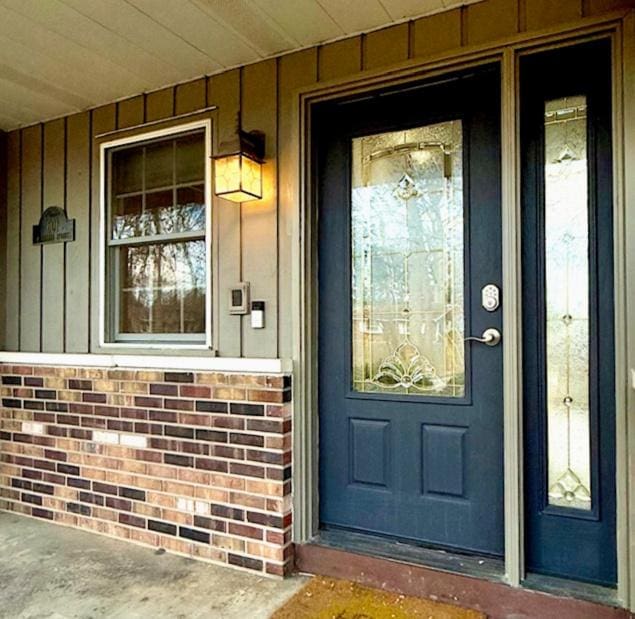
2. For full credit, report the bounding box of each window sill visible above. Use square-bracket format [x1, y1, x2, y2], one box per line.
[0, 351, 291, 374]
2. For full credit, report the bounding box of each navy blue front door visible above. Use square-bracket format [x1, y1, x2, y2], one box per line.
[316, 66, 505, 556]
[521, 41, 616, 586]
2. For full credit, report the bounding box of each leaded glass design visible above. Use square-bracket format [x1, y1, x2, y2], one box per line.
[351, 121, 465, 396]
[544, 96, 592, 510]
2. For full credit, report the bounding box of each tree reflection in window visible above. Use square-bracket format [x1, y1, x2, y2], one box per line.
[351, 121, 465, 396]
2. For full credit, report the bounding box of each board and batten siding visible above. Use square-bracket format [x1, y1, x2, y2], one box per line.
[1, 0, 632, 357]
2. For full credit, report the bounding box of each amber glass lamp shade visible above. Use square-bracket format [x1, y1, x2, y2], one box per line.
[214, 151, 262, 203]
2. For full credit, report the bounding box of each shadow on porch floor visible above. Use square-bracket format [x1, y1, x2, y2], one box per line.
[0, 513, 307, 619]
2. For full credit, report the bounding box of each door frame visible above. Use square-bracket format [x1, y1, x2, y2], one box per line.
[290, 10, 635, 610]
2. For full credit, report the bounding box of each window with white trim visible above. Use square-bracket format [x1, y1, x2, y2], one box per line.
[101, 122, 212, 347]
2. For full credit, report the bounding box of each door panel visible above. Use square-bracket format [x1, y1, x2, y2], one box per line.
[316, 66, 504, 556]
[521, 40, 616, 586]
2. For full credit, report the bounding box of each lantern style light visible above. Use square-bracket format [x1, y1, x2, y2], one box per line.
[213, 130, 265, 203]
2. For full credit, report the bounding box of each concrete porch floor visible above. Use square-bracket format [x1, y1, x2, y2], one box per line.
[0, 513, 308, 618]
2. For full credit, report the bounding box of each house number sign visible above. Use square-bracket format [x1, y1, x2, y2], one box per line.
[33, 206, 76, 245]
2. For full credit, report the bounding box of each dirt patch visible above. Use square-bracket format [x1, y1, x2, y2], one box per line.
[271, 576, 485, 619]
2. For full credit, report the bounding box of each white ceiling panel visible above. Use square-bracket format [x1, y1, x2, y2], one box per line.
[193, 0, 298, 55]
[380, 0, 445, 21]
[0, 6, 150, 105]
[60, 0, 216, 76]
[0, 0, 483, 131]
[315, 0, 391, 33]
[249, 0, 344, 46]
[2, 0, 186, 86]
[127, 0, 256, 68]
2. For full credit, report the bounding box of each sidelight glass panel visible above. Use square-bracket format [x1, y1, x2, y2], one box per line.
[544, 96, 592, 510]
[351, 121, 465, 396]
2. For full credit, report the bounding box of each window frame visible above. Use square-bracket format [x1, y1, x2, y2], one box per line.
[98, 119, 213, 350]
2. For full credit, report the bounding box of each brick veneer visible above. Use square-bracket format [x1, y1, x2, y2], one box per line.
[0, 364, 293, 576]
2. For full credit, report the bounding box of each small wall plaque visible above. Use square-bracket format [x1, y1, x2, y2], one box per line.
[33, 206, 75, 245]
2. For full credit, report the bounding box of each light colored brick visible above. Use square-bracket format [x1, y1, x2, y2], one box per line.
[120, 434, 147, 448]
[129, 529, 159, 547]
[177, 498, 195, 512]
[94, 380, 119, 393]
[57, 390, 82, 402]
[135, 371, 163, 382]
[194, 486, 228, 502]
[177, 469, 210, 485]
[93, 430, 119, 445]
[21, 421, 46, 435]
[212, 534, 245, 552]
[147, 492, 176, 508]
[131, 475, 161, 491]
[191, 545, 226, 563]
[162, 481, 196, 497]
[44, 377, 66, 389]
[213, 387, 246, 401]
[246, 542, 285, 561]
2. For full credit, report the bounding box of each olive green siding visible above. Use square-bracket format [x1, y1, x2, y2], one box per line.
[1, 0, 632, 358]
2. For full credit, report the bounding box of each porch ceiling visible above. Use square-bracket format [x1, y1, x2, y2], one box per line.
[0, 0, 481, 131]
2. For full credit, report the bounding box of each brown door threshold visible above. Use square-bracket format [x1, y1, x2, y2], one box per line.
[294, 542, 629, 619]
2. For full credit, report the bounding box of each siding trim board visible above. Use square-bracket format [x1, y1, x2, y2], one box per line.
[0, 353, 290, 375]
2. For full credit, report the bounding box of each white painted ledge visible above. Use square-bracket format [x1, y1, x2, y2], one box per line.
[0, 352, 291, 375]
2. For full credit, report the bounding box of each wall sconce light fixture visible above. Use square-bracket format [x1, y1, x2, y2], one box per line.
[213, 129, 265, 203]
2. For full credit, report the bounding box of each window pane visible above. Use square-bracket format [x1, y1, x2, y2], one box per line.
[544, 96, 591, 510]
[176, 133, 205, 184]
[145, 140, 173, 190]
[119, 240, 206, 335]
[351, 121, 465, 396]
[112, 195, 143, 240]
[175, 184, 205, 232]
[112, 146, 143, 194]
[110, 132, 206, 241]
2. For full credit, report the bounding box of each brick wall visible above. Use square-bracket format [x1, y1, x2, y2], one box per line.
[0, 364, 293, 576]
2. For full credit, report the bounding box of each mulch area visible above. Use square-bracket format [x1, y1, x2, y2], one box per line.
[271, 576, 485, 619]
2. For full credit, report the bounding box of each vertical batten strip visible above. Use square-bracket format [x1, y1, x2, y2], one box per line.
[241, 58, 278, 359]
[208, 69, 242, 357]
[175, 78, 207, 116]
[317, 37, 362, 82]
[145, 87, 176, 123]
[5, 131, 20, 350]
[19, 125, 42, 352]
[90, 105, 117, 352]
[42, 118, 66, 352]
[278, 48, 318, 364]
[362, 23, 409, 70]
[0, 130, 6, 350]
[5, 132, 20, 350]
[117, 95, 145, 130]
[65, 112, 91, 353]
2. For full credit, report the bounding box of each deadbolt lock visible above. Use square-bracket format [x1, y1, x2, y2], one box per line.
[482, 284, 500, 312]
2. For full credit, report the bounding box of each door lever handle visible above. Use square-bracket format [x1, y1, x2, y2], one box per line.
[464, 328, 501, 347]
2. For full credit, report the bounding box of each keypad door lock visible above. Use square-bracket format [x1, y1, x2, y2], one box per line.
[481, 284, 500, 312]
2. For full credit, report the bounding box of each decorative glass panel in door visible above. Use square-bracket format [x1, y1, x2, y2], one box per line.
[351, 121, 464, 396]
